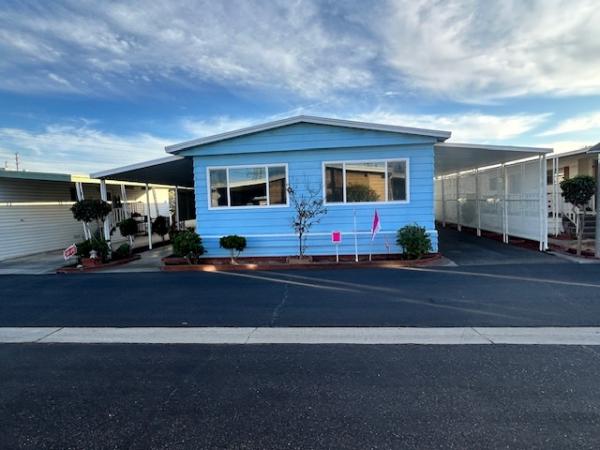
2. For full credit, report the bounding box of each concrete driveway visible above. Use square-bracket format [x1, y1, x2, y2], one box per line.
[438, 227, 562, 266]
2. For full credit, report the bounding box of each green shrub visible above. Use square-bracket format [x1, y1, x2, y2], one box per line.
[71, 199, 112, 224]
[118, 218, 138, 238]
[112, 243, 131, 260]
[219, 235, 247, 261]
[75, 239, 110, 262]
[346, 184, 380, 202]
[396, 224, 432, 260]
[153, 215, 170, 241]
[172, 230, 205, 260]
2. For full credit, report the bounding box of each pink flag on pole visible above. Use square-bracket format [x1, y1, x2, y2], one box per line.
[371, 210, 381, 241]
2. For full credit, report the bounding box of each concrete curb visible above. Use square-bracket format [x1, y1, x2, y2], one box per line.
[3, 327, 600, 345]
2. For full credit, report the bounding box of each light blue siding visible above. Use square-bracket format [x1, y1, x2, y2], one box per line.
[191, 123, 438, 257]
[179, 123, 436, 157]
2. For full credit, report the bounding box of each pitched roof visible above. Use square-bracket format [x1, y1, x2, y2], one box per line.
[165, 115, 451, 153]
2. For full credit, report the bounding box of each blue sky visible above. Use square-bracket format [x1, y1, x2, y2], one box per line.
[0, 0, 599, 174]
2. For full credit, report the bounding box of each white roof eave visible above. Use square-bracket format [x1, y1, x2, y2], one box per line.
[165, 115, 451, 153]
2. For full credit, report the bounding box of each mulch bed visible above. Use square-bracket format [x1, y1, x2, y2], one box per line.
[161, 253, 442, 272]
[57, 254, 141, 273]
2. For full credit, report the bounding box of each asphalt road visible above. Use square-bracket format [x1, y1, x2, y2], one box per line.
[1, 343, 599, 449]
[2, 262, 600, 326]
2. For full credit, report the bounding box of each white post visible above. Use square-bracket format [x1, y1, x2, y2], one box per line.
[595, 154, 600, 258]
[120, 184, 130, 217]
[552, 157, 557, 236]
[476, 169, 481, 237]
[538, 156, 544, 251]
[100, 180, 111, 245]
[151, 186, 160, 218]
[502, 164, 508, 243]
[441, 177, 446, 227]
[456, 174, 461, 231]
[75, 182, 91, 240]
[353, 209, 358, 262]
[145, 183, 153, 250]
[174, 186, 180, 230]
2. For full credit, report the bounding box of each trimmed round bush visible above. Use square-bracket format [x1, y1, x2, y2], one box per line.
[153, 215, 170, 240]
[118, 218, 138, 238]
[172, 230, 205, 259]
[396, 224, 432, 260]
[219, 235, 247, 261]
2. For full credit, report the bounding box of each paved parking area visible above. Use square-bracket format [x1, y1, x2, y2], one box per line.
[438, 227, 562, 266]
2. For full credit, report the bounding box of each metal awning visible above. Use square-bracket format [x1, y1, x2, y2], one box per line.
[434, 142, 552, 176]
[91, 155, 194, 187]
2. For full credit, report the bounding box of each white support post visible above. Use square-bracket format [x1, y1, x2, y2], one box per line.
[120, 184, 133, 247]
[151, 186, 160, 218]
[476, 169, 481, 237]
[552, 157, 558, 236]
[120, 184, 130, 217]
[174, 186, 180, 230]
[539, 156, 544, 251]
[99, 180, 111, 246]
[145, 183, 153, 250]
[596, 154, 600, 258]
[441, 177, 446, 227]
[456, 174, 461, 231]
[75, 182, 91, 240]
[502, 164, 508, 243]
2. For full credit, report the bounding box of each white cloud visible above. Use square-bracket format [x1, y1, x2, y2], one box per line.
[0, 124, 170, 174]
[1, 1, 598, 102]
[180, 116, 260, 139]
[349, 111, 550, 142]
[539, 111, 600, 136]
[539, 141, 594, 154]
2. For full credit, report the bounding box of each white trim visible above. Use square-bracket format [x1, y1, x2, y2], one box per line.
[166, 115, 451, 153]
[206, 163, 289, 210]
[435, 142, 552, 154]
[200, 230, 435, 239]
[322, 158, 410, 205]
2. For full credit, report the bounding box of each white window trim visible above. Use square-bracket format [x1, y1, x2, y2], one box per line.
[206, 163, 289, 210]
[322, 158, 410, 206]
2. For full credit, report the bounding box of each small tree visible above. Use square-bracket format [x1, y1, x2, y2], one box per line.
[71, 199, 112, 234]
[219, 235, 247, 263]
[396, 224, 432, 260]
[153, 215, 170, 241]
[287, 185, 327, 258]
[118, 217, 138, 246]
[560, 175, 596, 256]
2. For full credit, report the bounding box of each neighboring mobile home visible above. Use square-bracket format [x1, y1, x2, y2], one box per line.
[0, 169, 177, 260]
[94, 116, 552, 257]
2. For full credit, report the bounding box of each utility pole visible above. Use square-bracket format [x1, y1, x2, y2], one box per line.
[15, 152, 20, 171]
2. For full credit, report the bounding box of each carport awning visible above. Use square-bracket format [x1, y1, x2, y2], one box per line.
[91, 156, 194, 187]
[434, 142, 552, 176]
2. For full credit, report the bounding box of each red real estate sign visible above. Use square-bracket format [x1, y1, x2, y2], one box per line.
[331, 231, 342, 244]
[63, 244, 77, 261]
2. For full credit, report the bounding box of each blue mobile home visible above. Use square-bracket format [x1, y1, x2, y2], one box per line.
[165, 116, 450, 257]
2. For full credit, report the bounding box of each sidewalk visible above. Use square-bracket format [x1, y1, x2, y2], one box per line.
[97, 245, 172, 273]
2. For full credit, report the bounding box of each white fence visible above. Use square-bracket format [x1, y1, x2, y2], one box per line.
[435, 157, 548, 249]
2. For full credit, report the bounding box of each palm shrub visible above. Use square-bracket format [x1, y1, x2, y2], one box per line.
[75, 239, 110, 262]
[172, 230, 205, 262]
[396, 224, 432, 260]
[219, 235, 247, 263]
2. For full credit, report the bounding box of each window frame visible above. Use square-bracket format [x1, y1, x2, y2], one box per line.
[206, 163, 289, 210]
[322, 158, 410, 205]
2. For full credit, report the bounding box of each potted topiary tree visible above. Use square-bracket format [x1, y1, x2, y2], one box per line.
[118, 217, 138, 247]
[70, 199, 112, 266]
[219, 235, 247, 263]
[396, 224, 432, 260]
[560, 175, 596, 256]
[153, 215, 170, 242]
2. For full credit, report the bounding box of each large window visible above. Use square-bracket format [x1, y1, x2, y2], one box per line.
[324, 160, 408, 204]
[208, 165, 288, 208]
